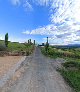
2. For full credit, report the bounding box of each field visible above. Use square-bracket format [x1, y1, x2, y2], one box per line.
[0, 40, 35, 56]
[0, 40, 35, 78]
[41, 46, 80, 92]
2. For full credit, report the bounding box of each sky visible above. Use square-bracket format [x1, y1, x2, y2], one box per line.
[0, 0, 80, 45]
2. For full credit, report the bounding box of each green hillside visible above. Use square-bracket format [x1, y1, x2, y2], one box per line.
[0, 40, 34, 52]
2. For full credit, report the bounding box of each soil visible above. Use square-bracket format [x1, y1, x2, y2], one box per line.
[0, 56, 23, 77]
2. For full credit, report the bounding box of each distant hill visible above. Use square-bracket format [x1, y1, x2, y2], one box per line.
[52, 44, 80, 48]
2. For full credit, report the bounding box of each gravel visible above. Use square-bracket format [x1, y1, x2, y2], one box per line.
[1, 47, 72, 92]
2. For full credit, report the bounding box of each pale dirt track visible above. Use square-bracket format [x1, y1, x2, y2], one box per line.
[0, 56, 23, 77]
[1, 47, 72, 92]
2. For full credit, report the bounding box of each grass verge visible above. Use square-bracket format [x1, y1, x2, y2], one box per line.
[59, 61, 80, 92]
[41, 47, 80, 92]
[0, 40, 35, 56]
[59, 69, 80, 92]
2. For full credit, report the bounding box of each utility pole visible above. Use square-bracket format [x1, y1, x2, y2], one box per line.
[45, 37, 49, 53]
[47, 37, 48, 44]
[34, 40, 35, 45]
[30, 39, 31, 44]
[28, 40, 29, 44]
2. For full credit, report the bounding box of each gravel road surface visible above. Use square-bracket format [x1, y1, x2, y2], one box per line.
[1, 47, 72, 92]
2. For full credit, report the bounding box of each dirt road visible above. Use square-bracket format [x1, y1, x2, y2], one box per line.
[1, 47, 72, 92]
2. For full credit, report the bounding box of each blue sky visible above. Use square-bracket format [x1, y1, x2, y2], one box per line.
[0, 0, 80, 45]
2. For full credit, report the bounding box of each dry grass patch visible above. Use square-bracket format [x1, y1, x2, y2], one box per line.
[0, 56, 23, 77]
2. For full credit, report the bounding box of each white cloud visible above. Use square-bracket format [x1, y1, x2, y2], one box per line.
[23, 1, 33, 11]
[22, 22, 80, 36]
[10, 0, 80, 45]
[50, 0, 80, 24]
[22, 24, 58, 35]
[18, 0, 51, 7]
[10, 0, 80, 22]
[22, 22, 80, 45]
[0, 35, 4, 40]
[32, 0, 53, 6]
[10, 0, 20, 5]
[22, 30, 30, 34]
[10, 0, 33, 11]
[43, 32, 80, 45]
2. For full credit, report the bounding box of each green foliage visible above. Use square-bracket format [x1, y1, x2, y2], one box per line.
[42, 46, 80, 59]
[0, 40, 34, 56]
[5, 33, 8, 47]
[0, 40, 6, 51]
[0, 44, 7, 51]
[42, 46, 80, 92]
[41, 47, 47, 55]
[60, 69, 80, 92]
[0, 40, 4, 44]
[60, 61, 80, 92]
[62, 61, 80, 70]
[45, 42, 49, 53]
[8, 42, 26, 52]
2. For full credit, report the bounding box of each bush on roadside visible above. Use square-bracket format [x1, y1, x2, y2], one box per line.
[41, 46, 80, 92]
[62, 61, 80, 70]
[0, 44, 7, 51]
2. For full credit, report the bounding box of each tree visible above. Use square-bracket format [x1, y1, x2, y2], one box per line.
[5, 33, 8, 47]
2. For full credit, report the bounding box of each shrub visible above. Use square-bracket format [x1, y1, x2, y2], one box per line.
[62, 61, 80, 70]
[0, 44, 7, 51]
[60, 69, 80, 92]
